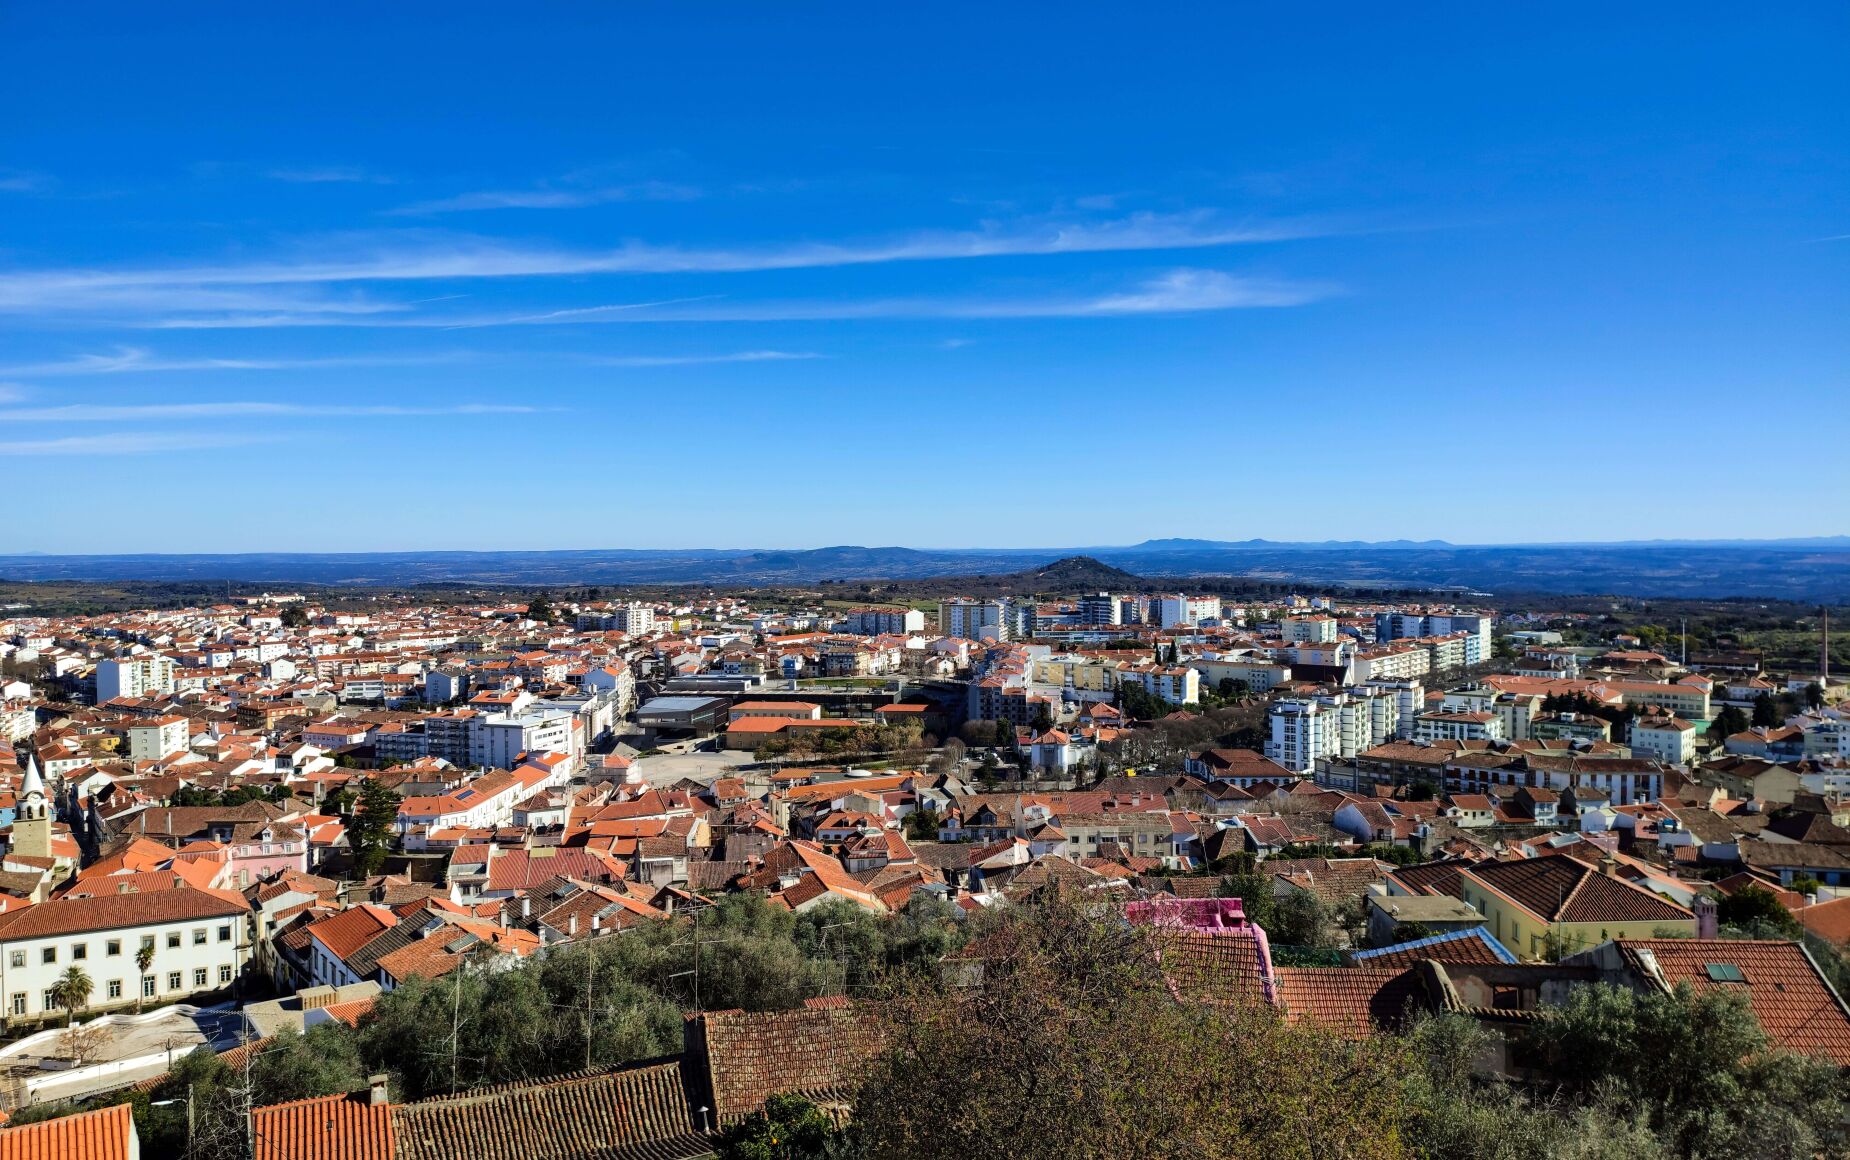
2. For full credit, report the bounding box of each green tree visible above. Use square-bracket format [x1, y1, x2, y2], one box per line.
[1753, 692, 1782, 728]
[850, 891, 1411, 1159]
[279, 605, 309, 628]
[349, 777, 401, 877]
[134, 943, 156, 1013]
[51, 965, 92, 1026]
[1708, 703, 1749, 742]
[525, 593, 555, 623]
[1527, 982, 1845, 1158]
[1714, 885, 1802, 937]
[716, 1093, 850, 1160]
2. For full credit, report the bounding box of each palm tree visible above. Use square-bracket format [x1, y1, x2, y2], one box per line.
[51, 965, 91, 1027]
[134, 944, 156, 1013]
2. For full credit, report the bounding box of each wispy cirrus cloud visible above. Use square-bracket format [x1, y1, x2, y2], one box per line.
[586, 350, 821, 367]
[0, 169, 54, 194]
[0, 402, 546, 422]
[389, 180, 701, 215]
[0, 383, 30, 402]
[0, 211, 1327, 307]
[266, 165, 394, 184]
[0, 346, 470, 377]
[145, 268, 1331, 329]
[0, 432, 272, 457]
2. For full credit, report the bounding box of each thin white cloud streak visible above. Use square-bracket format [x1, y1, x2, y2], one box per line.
[0, 346, 471, 377]
[0, 402, 545, 422]
[0, 170, 53, 194]
[0, 383, 29, 402]
[389, 181, 701, 215]
[587, 350, 821, 366]
[146, 269, 1333, 329]
[267, 166, 392, 184]
[0, 211, 1332, 308]
[0, 432, 271, 456]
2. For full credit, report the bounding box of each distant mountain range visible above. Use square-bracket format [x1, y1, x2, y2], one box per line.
[0, 538, 1846, 600]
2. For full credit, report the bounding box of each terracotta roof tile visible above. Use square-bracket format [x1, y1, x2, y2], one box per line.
[1620, 939, 1850, 1066]
[1273, 966, 1427, 1038]
[251, 1091, 394, 1160]
[390, 1060, 707, 1160]
[0, 1102, 136, 1160]
[691, 1001, 882, 1122]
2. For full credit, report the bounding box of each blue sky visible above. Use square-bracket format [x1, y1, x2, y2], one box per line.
[2, 3, 1845, 553]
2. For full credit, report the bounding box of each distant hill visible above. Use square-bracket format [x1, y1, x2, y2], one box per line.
[1019, 556, 1143, 590]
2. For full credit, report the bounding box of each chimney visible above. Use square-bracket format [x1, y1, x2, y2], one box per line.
[591, 913, 601, 931]
[1598, 857, 1618, 878]
[367, 1074, 390, 1107]
[520, 897, 530, 919]
[568, 915, 577, 938]
[1693, 895, 1719, 940]
[299, 985, 337, 1011]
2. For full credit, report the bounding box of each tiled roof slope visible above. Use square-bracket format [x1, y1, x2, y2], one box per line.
[689, 999, 882, 1122]
[1464, 855, 1691, 924]
[390, 1059, 709, 1160]
[1273, 966, 1427, 1039]
[252, 1091, 394, 1160]
[0, 1103, 136, 1160]
[1620, 939, 1850, 1066]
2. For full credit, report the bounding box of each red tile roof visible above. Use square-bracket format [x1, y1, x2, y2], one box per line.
[0, 884, 247, 940]
[0, 1102, 136, 1160]
[1620, 939, 1850, 1066]
[389, 1060, 708, 1160]
[251, 1092, 394, 1160]
[1462, 855, 1692, 925]
[1273, 966, 1427, 1039]
[691, 1000, 882, 1122]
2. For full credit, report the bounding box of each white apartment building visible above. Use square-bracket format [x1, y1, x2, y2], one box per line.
[1376, 611, 1493, 666]
[1361, 680, 1426, 739]
[613, 604, 656, 635]
[941, 600, 1012, 642]
[1352, 643, 1431, 684]
[1415, 710, 1505, 743]
[95, 654, 176, 702]
[1191, 658, 1292, 696]
[1280, 616, 1339, 644]
[0, 887, 252, 1027]
[470, 709, 577, 771]
[838, 608, 925, 635]
[1629, 714, 1696, 765]
[1266, 699, 1331, 774]
[125, 715, 191, 762]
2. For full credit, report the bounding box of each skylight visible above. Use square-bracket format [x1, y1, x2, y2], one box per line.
[1705, 963, 1747, 983]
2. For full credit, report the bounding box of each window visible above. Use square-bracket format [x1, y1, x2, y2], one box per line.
[166, 933, 180, 949]
[106, 980, 122, 1000]
[218, 965, 232, 984]
[7, 951, 21, 969]
[192, 968, 207, 988]
[142, 976, 156, 998]
[71, 943, 87, 961]
[217, 925, 232, 943]
[106, 939, 122, 957]
[166, 972, 181, 991]
[9, 994, 23, 1015]
[140, 935, 155, 952]
[192, 929, 207, 947]
[1705, 963, 1747, 983]
[40, 948, 55, 965]
[42, 990, 56, 1011]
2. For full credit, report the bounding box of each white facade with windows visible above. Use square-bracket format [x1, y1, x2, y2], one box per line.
[0, 890, 251, 1027]
[95, 654, 176, 702]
